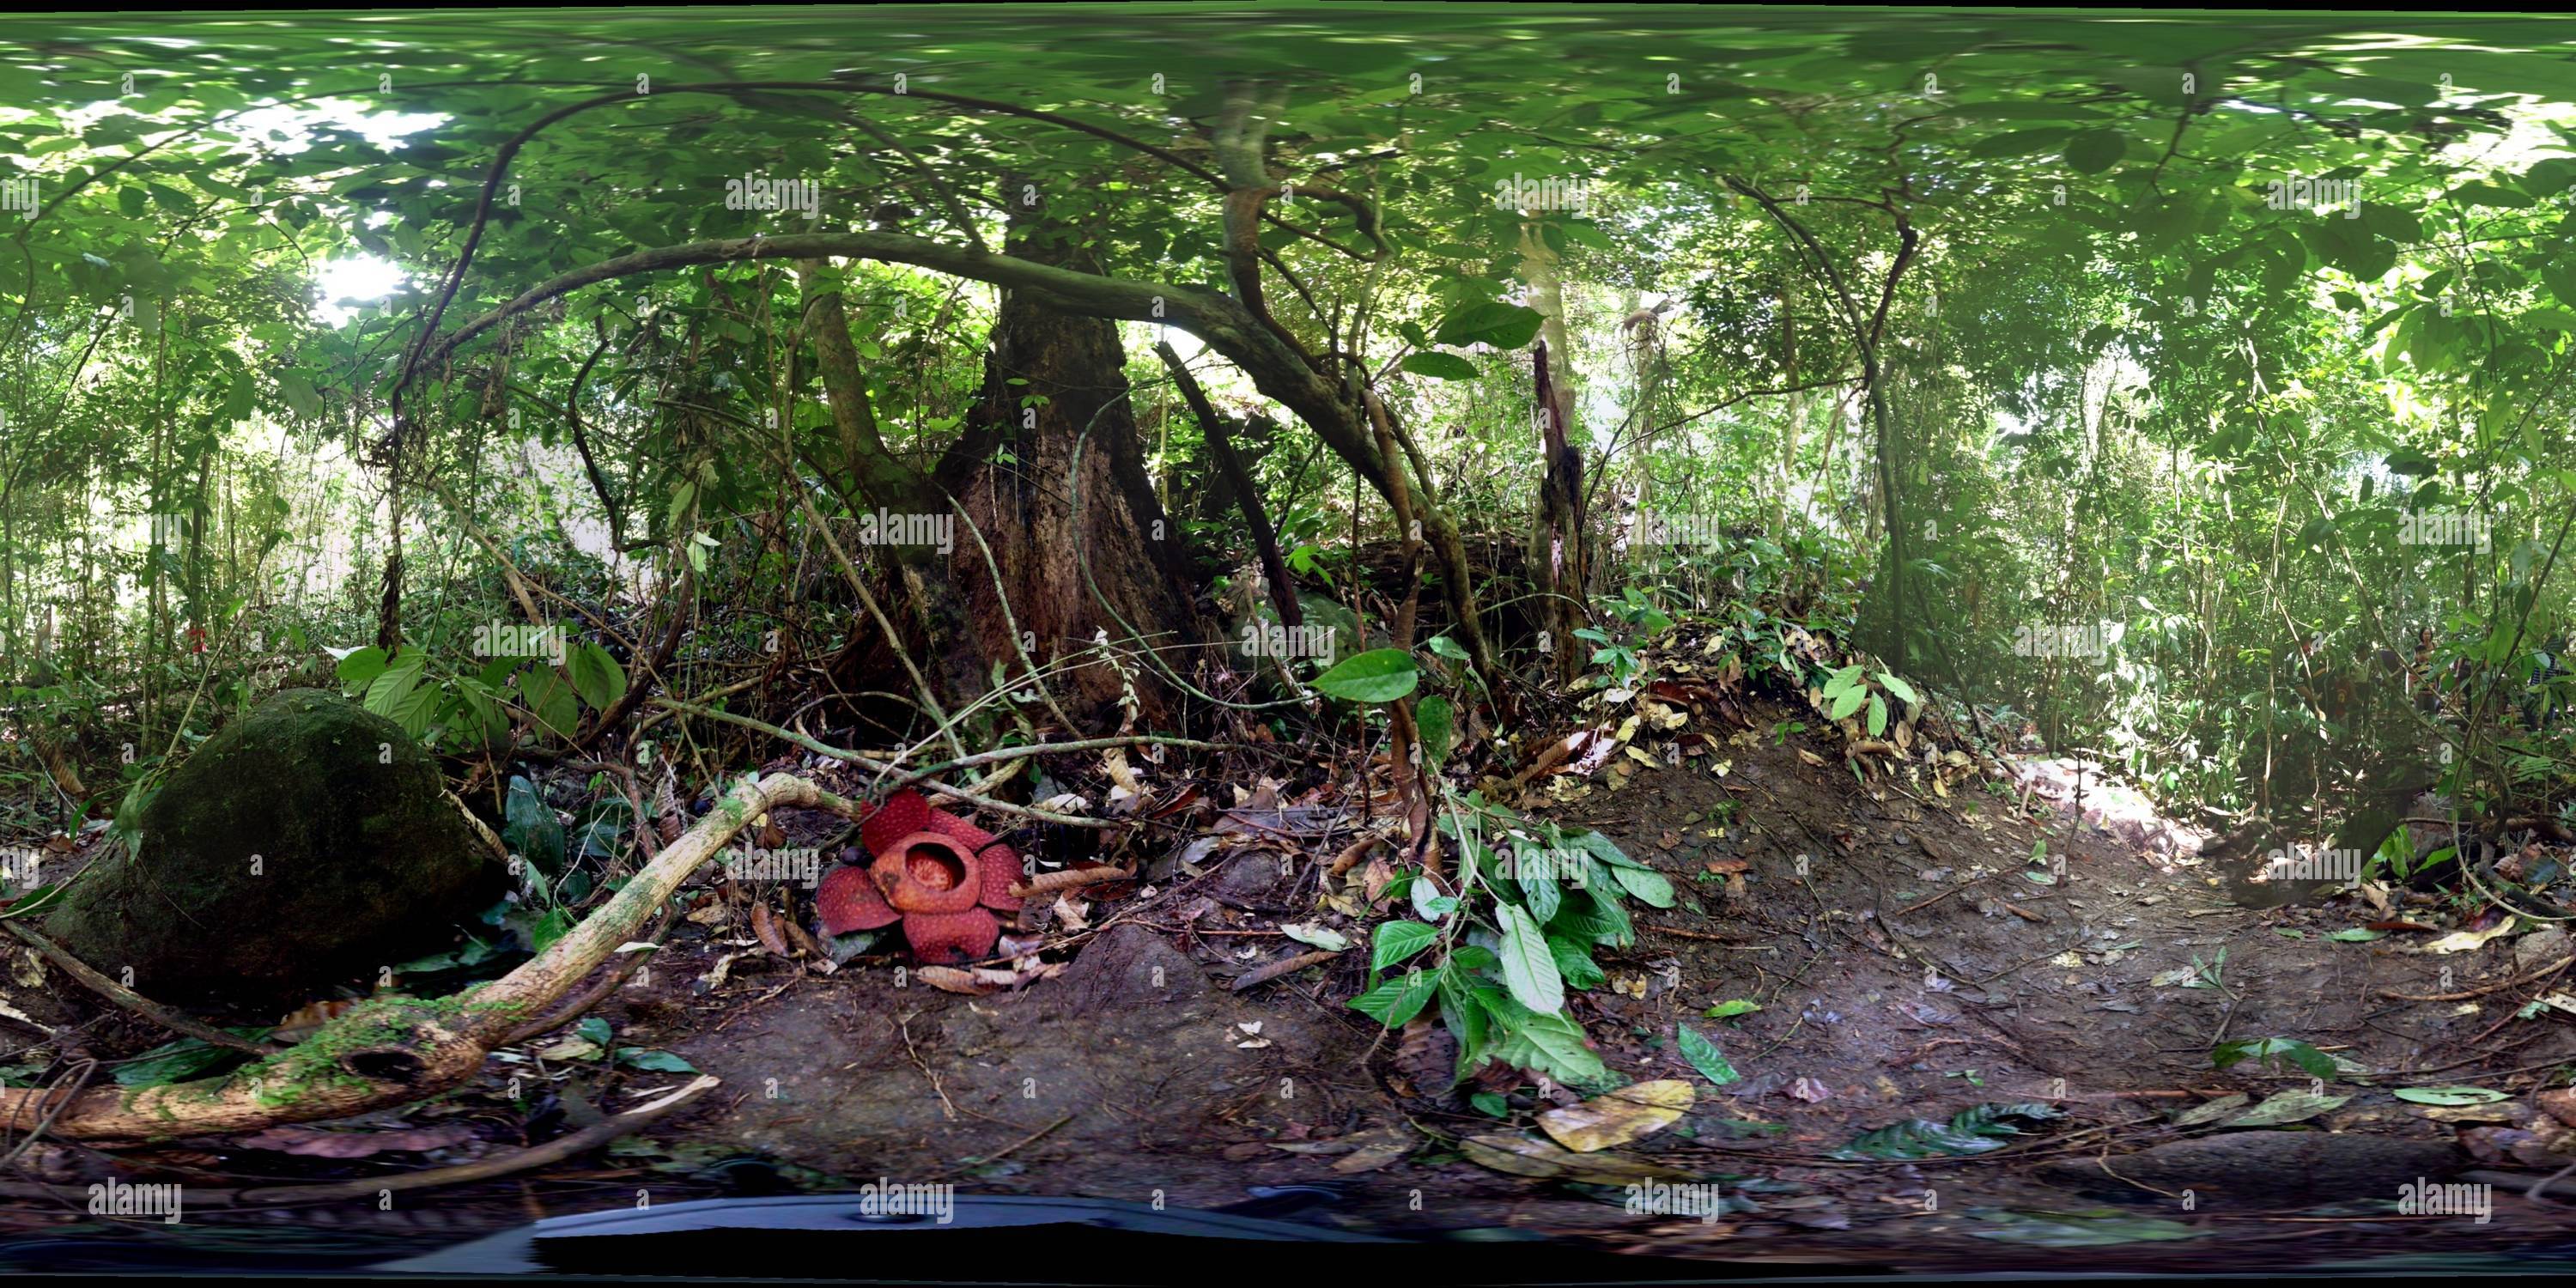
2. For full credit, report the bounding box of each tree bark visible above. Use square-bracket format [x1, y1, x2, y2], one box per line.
[929, 210, 1207, 726]
[418, 227, 1502, 691]
[1532, 341, 1589, 684]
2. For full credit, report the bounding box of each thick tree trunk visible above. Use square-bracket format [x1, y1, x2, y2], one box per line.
[933, 217, 1208, 727]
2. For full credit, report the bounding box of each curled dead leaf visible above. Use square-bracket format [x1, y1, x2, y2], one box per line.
[1537, 1079, 1695, 1153]
[917, 965, 993, 994]
[1460, 1133, 1696, 1183]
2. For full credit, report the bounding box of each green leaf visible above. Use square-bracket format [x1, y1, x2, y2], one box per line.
[1431, 301, 1545, 349]
[1866, 693, 1889, 737]
[1495, 901, 1565, 1016]
[1875, 671, 1920, 706]
[1675, 1022, 1740, 1085]
[1520, 860, 1563, 924]
[1487, 1005, 1607, 1085]
[567, 640, 628, 712]
[1830, 1102, 2064, 1161]
[2063, 129, 2127, 174]
[361, 649, 427, 722]
[2211, 1036, 2336, 1079]
[1399, 351, 1480, 380]
[1546, 932, 1606, 989]
[2223, 1090, 2348, 1127]
[518, 667, 580, 738]
[1704, 999, 1761, 1019]
[503, 774, 567, 874]
[112, 1033, 264, 1086]
[1313, 647, 1419, 703]
[1829, 684, 1869, 720]
[614, 1048, 698, 1072]
[334, 646, 390, 690]
[2391, 1085, 2510, 1106]
[1350, 966, 1442, 1028]
[1370, 919, 1440, 973]
[1607, 861, 1676, 908]
[1417, 695, 1455, 768]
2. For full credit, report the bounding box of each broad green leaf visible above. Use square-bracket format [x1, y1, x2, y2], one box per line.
[1417, 694, 1455, 768]
[1400, 351, 1479, 380]
[1370, 920, 1440, 973]
[1313, 647, 1419, 703]
[1495, 901, 1565, 1017]
[1675, 1022, 1740, 1085]
[1349, 966, 1441, 1027]
[567, 640, 627, 711]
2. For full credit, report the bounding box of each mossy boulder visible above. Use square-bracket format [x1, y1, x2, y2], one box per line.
[46, 688, 501, 1004]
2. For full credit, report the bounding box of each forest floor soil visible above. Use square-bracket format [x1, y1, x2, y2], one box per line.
[10, 701, 2576, 1273]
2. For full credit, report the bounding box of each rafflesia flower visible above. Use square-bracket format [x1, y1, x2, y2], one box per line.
[814, 790, 1023, 963]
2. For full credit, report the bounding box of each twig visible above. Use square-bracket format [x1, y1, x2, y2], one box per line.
[2379, 955, 2574, 1002]
[897, 1010, 957, 1121]
[940, 1110, 1076, 1180]
[3, 921, 282, 1056]
[1011, 867, 1137, 899]
[1230, 950, 1340, 993]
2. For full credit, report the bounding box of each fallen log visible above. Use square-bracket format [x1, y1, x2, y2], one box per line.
[0, 771, 859, 1143]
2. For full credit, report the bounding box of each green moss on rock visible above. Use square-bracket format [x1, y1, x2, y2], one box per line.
[46, 688, 501, 1004]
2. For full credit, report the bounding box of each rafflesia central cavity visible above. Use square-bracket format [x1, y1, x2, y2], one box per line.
[815, 790, 1022, 963]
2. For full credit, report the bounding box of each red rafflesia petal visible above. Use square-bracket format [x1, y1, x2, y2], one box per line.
[859, 790, 932, 858]
[816, 864, 901, 934]
[902, 908, 999, 963]
[921, 807, 1023, 912]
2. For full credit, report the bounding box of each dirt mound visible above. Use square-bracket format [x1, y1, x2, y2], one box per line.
[657, 924, 1381, 1206]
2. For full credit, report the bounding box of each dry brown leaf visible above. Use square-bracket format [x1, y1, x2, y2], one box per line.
[916, 965, 993, 995]
[1329, 1127, 1419, 1173]
[749, 900, 790, 957]
[1459, 1133, 1695, 1183]
[1536, 1079, 1695, 1152]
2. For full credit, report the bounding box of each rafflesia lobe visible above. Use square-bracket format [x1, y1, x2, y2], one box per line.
[814, 790, 1023, 963]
